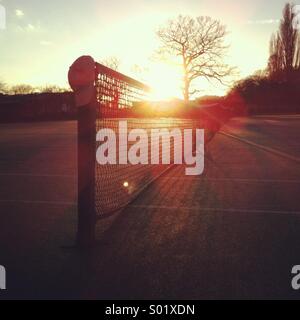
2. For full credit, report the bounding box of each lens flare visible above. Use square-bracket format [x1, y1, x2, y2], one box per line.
[123, 181, 129, 188]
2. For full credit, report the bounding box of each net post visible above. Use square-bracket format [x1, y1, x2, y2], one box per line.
[77, 93, 97, 248]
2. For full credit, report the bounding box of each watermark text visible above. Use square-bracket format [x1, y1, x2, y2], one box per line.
[0, 265, 6, 290]
[291, 265, 300, 290]
[96, 121, 205, 176]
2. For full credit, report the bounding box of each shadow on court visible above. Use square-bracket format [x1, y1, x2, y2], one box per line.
[1, 118, 300, 299]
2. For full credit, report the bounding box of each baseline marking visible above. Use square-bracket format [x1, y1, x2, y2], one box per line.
[129, 204, 300, 216]
[0, 199, 76, 206]
[157, 177, 300, 183]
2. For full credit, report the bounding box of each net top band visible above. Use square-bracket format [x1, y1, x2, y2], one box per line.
[95, 63, 151, 92]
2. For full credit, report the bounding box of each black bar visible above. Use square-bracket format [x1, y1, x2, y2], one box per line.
[77, 101, 96, 248]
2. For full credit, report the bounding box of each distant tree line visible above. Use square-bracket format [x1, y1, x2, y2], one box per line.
[0, 81, 70, 96]
[227, 2, 300, 115]
[0, 81, 74, 123]
[0, 91, 76, 123]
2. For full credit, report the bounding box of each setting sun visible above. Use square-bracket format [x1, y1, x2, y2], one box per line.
[0, 0, 281, 96]
[147, 63, 182, 100]
[1, 0, 300, 302]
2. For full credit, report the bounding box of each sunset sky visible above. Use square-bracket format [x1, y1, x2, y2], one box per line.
[0, 0, 293, 97]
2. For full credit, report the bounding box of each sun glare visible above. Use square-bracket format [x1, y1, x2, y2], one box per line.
[146, 63, 182, 101]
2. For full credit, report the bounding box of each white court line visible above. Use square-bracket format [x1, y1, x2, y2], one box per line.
[157, 177, 300, 183]
[253, 115, 300, 119]
[0, 199, 76, 206]
[129, 204, 300, 216]
[1, 200, 299, 216]
[219, 131, 300, 163]
[0, 173, 75, 178]
[263, 120, 281, 124]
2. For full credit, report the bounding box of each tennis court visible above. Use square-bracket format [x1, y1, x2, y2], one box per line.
[1, 115, 300, 299]
[1, 64, 300, 299]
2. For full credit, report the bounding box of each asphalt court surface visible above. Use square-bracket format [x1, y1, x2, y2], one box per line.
[0, 115, 300, 299]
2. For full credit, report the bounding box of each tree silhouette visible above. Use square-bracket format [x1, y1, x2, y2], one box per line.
[99, 56, 121, 71]
[268, 33, 284, 78]
[157, 15, 234, 102]
[268, 3, 300, 79]
[0, 80, 7, 94]
[38, 85, 67, 93]
[10, 84, 35, 95]
[228, 2, 300, 115]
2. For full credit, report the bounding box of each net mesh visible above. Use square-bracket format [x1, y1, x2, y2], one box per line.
[95, 63, 203, 218]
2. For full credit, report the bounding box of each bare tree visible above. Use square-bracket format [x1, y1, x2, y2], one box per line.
[268, 3, 300, 78]
[130, 64, 149, 82]
[268, 33, 284, 78]
[99, 56, 121, 71]
[10, 84, 35, 95]
[281, 3, 299, 71]
[0, 80, 7, 94]
[38, 85, 67, 93]
[157, 15, 234, 102]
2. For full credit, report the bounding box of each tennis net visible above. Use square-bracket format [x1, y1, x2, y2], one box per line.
[94, 63, 204, 218]
[76, 61, 228, 246]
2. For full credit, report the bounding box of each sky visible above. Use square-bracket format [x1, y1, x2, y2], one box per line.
[0, 0, 294, 97]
